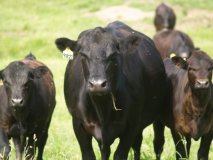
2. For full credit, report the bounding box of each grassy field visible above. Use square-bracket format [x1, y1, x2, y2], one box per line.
[0, 0, 213, 159]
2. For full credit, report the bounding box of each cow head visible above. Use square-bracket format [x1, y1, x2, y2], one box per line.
[170, 31, 195, 59]
[0, 61, 48, 120]
[172, 50, 213, 90]
[187, 51, 213, 90]
[154, 3, 176, 31]
[56, 27, 120, 96]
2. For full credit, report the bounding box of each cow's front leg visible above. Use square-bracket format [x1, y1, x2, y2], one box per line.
[153, 121, 165, 160]
[198, 132, 213, 160]
[0, 128, 10, 160]
[13, 137, 23, 160]
[73, 118, 96, 160]
[113, 124, 139, 160]
[170, 129, 191, 160]
[132, 131, 142, 160]
[98, 140, 110, 160]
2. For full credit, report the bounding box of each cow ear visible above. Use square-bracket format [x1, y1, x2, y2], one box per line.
[171, 56, 188, 69]
[32, 66, 49, 79]
[55, 37, 77, 52]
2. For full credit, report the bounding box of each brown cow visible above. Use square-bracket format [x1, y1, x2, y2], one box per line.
[154, 3, 176, 32]
[0, 53, 56, 160]
[153, 49, 213, 160]
[153, 29, 195, 59]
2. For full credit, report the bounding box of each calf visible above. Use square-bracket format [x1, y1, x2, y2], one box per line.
[153, 50, 213, 160]
[153, 29, 195, 59]
[154, 3, 176, 32]
[55, 21, 167, 160]
[0, 54, 56, 160]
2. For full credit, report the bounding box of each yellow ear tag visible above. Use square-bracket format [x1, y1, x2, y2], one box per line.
[63, 47, 73, 60]
[0, 80, 3, 86]
[170, 53, 176, 58]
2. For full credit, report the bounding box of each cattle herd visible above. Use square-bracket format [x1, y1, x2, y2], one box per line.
[0, 2, 212, 160]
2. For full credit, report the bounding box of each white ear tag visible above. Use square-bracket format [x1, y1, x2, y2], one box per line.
[170, 53, 176, 58]
[63, 48, 73, 60]
[0, 80, 3, 86]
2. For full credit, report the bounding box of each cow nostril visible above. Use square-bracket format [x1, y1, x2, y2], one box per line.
[88, 81, 94, 88]
[204, 81, 209, 86]
[101, 81, 107, 88]
[20, 99, 23, 104]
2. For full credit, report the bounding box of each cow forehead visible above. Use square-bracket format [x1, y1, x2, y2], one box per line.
[189, 52, 213, 67]
[78, 30, 117, 58]
[3, 62, 31, 84]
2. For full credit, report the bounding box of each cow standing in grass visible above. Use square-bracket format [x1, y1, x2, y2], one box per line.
[154, 3, 176, 32]
[0, 54, 56, 160]
[153, 50, 213, 160]
[55, 21, 167, 160]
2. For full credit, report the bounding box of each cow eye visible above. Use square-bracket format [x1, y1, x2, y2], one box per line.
[108, 53, 117, 62]
[24, 81, 31, 89]
[3, 80, 10, 87]
[80, 52, 88, 59]
[106, 54, 118, 71]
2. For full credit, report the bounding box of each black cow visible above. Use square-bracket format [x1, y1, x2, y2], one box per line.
[153, 50, 213, 160]
[153, 29, 195, 59]
[55, 21, 167, 160]
[154, 3, 176, 32]
[0, 54, 56, 160]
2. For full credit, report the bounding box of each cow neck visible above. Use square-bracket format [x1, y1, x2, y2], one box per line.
[90, 94, 114, 126]
[191, 87, 211, 108]
[182, 85, 211, 126]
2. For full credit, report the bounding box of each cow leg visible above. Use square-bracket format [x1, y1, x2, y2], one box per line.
[185, 136, 191, 158]
[36, 119, 52, 160]
[36, 131, 47, 160]
[13, 137, 24, 160]
[0, 128, 10, 160]
[132, 132, 142, 160]
[153, 121, 165, 160]
[113, 126, 139, 160]
[73, 118, 96, 160]
[98, 141, 111, 160]
[24, 135, 35, 160]
[198, 132, 213, 160]
[170, 129, 189, 160]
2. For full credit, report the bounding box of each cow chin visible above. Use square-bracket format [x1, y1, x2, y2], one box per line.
[11, 106, 29, 121]
[89, 90, 110, 96]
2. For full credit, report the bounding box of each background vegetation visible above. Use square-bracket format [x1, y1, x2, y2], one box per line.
[0, 0, 212, 159]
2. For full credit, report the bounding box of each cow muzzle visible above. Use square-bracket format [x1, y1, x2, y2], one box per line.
[87, 79, 109, 96]
[11, 98, 24, 107]
[195, 79, 210, 89]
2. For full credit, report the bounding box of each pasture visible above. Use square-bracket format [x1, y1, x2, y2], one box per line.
[0, 0, 213, 159]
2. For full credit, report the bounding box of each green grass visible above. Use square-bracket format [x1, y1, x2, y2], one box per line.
[0, 0, 213, 159]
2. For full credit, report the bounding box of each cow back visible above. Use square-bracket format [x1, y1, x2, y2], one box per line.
[154, 30, 194, 59]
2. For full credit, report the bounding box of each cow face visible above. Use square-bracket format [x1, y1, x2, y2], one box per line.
[56, 28, 120, 96]
[187, 51, 213, 90]
[0, 61, 48, 120]
[172, 50, 213, 90]
[154, 3, 176, 31]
